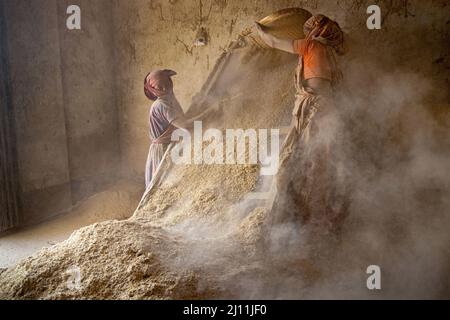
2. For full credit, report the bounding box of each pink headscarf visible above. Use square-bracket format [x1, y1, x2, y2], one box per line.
[144, 69, 177, 101]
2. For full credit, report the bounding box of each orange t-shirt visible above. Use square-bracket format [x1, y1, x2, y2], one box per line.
[293, 39, 332, 81]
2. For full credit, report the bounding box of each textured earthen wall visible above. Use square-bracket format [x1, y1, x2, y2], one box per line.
[4, 0, 119, 224]
[56, 0, 119, 203]
[5, 0, 72, 224]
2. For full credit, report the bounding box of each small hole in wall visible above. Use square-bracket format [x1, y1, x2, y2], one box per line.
[194, 27, 208, 47]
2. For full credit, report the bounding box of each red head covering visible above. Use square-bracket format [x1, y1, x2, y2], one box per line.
[144, 69, 177, 101]
[303, 14, 345, 56]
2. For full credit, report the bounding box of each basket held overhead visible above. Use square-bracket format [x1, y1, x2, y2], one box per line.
[247, 7, 313, 48]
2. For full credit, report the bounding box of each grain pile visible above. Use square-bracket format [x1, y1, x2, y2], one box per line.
[70, 179, 144, 224]
[0, 220, 209, 299]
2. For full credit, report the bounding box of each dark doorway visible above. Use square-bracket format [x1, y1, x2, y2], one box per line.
[0, 0, 21, 233]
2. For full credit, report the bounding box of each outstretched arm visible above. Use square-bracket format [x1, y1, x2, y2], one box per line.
[255, 22, 296, 54]
[171, 107, 215, 130]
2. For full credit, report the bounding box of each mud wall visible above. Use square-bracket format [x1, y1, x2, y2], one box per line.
[3, 0, 119, 225]
[112, 0, 449, 179]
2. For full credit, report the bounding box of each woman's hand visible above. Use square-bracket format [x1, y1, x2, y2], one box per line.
[254, 21, 265, 34]
[255, 21, 274, 47]
[254, 21, 295, 54]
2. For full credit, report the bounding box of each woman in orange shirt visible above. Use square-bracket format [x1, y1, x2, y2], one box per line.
[256, 15, 349, 233]
[256, 14, 344, 115]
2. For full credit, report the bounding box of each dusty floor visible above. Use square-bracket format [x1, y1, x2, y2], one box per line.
[0, 180, 143, 269]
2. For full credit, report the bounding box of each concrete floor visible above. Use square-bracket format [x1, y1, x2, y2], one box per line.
[0, 212, 82, 268]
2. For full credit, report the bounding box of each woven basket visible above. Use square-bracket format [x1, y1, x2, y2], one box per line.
[245, 8, 312, 49]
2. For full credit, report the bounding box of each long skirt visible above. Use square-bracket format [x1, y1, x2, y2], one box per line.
[145, 143, 169, 191]
[273, 87, 350, 233]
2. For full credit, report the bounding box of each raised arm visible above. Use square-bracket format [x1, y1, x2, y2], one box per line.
[171, 107, 215, 130]
[255, 22, 296, 54]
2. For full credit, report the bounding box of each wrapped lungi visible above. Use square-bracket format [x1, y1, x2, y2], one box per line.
[274, 60, 350, 233]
